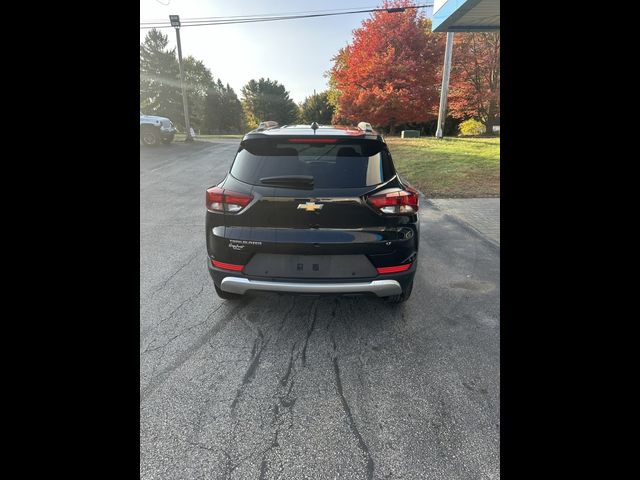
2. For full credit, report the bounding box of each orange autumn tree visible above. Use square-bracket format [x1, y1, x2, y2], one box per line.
[330, 0, 444, 134]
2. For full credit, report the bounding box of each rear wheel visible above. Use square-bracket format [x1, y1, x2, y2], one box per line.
[140, 126, 160, 146]
[161, 134, 174, 144]
[385, 278, 413, 304]
[215, 283, 243, 300]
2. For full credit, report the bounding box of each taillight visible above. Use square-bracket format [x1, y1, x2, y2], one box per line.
[206, 187, 253, 213]
[367, 189, 419, 214]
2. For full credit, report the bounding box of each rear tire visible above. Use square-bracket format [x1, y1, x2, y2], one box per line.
[215, 283, 243, 300]
[161, 134, 174, 144]
[385, 278, 413, 304]
[140, 126, 160, 146]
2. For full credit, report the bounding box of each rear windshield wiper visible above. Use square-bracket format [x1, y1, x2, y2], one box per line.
[259, 175, 314, 188]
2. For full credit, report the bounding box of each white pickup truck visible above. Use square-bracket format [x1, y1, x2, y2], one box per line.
[140, 112, 177, 146]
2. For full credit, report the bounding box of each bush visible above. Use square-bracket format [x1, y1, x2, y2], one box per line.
[459, 118, 486, 136]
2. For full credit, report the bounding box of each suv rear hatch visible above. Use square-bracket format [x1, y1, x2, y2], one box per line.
[207, 136, 418, 277]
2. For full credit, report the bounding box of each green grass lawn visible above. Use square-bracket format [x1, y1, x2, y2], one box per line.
[385, 136, 500, 198]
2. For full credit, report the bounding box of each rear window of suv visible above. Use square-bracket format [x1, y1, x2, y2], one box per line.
[230, 138, 396, 188]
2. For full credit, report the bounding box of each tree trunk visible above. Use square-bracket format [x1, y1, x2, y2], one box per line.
[484, 117, 494, 136]
[389, 123, 396, 135]
[484, 100, 497, 135]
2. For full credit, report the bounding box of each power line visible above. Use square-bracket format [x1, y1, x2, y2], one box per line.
[140, 5, 434, 30]
[141, 5, 432, 28]
[140, 6, 401, 24]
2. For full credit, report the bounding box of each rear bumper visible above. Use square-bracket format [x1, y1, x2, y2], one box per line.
[220, 277, 401, 297]
[208, 260, 415, 297]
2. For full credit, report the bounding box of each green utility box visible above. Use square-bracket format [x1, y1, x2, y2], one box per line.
[401, 130, 420, 138]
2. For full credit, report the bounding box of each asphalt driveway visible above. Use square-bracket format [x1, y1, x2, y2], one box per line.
[140, 141, 500, 479]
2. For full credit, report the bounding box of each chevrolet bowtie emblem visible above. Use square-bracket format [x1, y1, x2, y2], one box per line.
[297, 201, 324, 212]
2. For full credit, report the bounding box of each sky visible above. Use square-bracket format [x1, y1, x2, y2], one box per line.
[140, 0, 433, 104]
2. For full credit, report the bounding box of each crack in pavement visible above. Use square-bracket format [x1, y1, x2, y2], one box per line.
[258, 400, 289, 480]
[182, 298, 373, 479]
[258, 431, 281, 480]
[259, 456, 268, 480]
[190, 299, 299, 452]
[229, 297, 299, 415]
[230, 331, 270, 414]
[219, 433, 274, 480]
[279, 342, 297, 388]
[149, 251, 200, 295]
[257, 301, 326, 478]
[140, 297, 252, 404]
[143, 294, 225, 356]
[142, 310, 217, 355]
[141, 285, 206, 353]
[189, 298, 370, 478]
[277, 298, 297, 335]
[250, 328, 265, 358]
[325, 297, 341, 332]
[186, 439, 217, 455]
[331, 332, 375, 480]
[222, 448, 236, 480]
[301, 299, 320, 367]
[225, 299, 301, 477]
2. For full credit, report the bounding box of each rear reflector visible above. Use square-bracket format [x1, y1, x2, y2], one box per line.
[211, 260, 245, 271]
[376, 263, 412, 274]
[288, 138, 337, 143]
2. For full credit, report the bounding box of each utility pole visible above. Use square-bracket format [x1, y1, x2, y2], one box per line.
[169, 15, 194, 142]
[435, 31, 454, 139]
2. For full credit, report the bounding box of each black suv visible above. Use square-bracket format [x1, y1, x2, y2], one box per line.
[205, 122, 419, 303]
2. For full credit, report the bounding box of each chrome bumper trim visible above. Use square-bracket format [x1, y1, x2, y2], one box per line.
[220, 277, 401, 297]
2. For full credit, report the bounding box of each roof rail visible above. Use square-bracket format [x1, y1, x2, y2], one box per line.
[256, 120, 279, 131]
[358, 121, 373, 133]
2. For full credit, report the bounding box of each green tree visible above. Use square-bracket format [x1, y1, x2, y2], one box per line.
[299, 91, 335, 125]
[241, 78, 299, 129]
[182, 56, 214, 132]
[140, 29, 217, 132]
[220, 83, 245, 133]
[204, 83, 223, 134]
[140, 29, 182, 122]
[204, 80, 245, 134]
